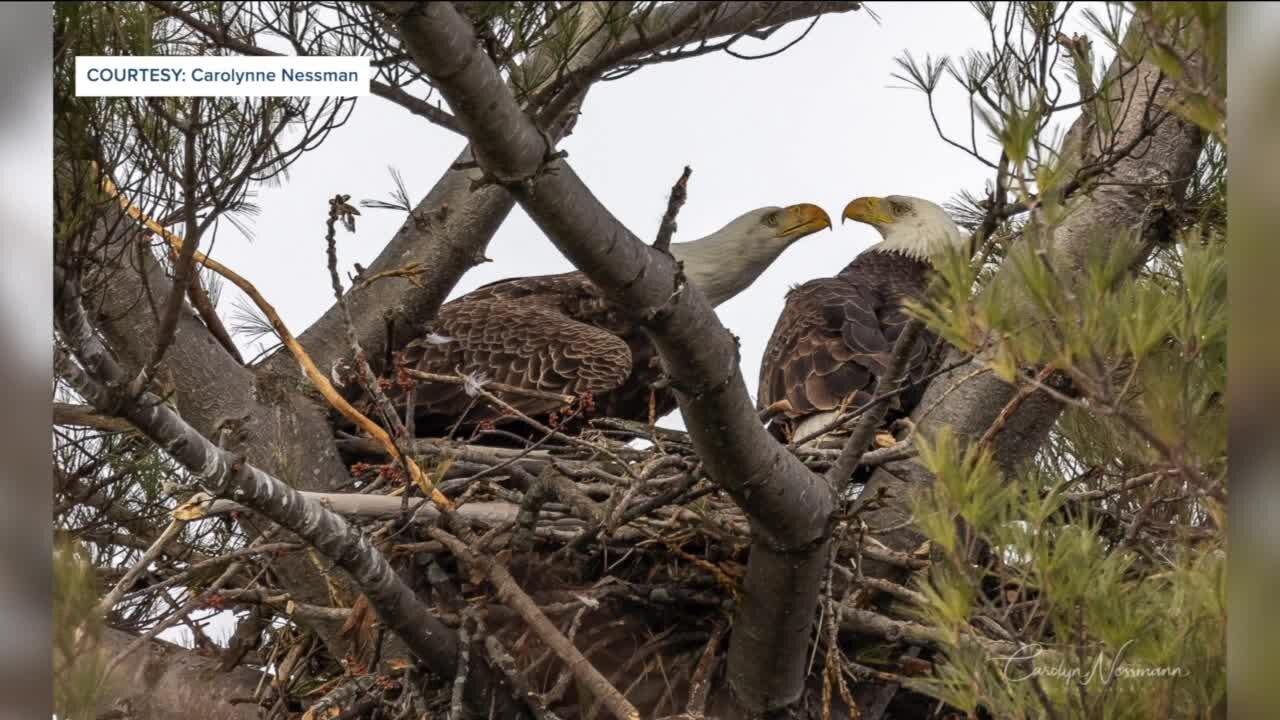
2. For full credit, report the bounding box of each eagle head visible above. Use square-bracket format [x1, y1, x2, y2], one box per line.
[670, 203, 832, 307]
[841, 195, 966, 261]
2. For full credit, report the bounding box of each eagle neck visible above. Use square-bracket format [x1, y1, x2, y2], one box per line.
[670, 230, 788, 307]
[837, 248, 935, 293]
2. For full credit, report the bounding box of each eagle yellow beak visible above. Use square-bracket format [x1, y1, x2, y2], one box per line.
[843, 196, 895, 226]
[777, 203, 833, 238]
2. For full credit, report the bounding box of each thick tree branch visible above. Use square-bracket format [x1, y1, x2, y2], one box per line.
[388, 0, 829, 555]
[102, 174, 454, 511]
[92, 626, 265, 720]
[91, 2, 755, 671]
[56, 286, 522, 719]
[78, 178, 371, 661]
[388, 3, 837, 711]
[276, 1, 864, 382]
[64, 3, 865, 710]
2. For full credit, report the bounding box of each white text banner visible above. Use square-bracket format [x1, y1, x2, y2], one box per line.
[75, 56, 370, 97]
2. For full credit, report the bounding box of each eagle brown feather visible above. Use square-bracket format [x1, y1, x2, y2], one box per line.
[389, 272, 673, 435]
[344, 202, 834, 439]
[758, 250, 940, 439]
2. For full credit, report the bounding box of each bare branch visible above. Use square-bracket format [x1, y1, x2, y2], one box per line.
[653, 165, 692, 254]
[55, 278, 521, 718]
[54, 403, 137, 434]
[430, 528, 640, 720]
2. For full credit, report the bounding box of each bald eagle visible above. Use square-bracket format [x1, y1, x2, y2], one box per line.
[380, 203, 832, 437]
[757, 195, 966, 446]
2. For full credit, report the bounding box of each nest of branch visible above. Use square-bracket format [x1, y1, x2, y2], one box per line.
[305, 419, 943, 720]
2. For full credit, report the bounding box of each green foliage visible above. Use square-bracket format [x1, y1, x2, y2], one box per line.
[54, 538, 109, 720]
[892, 4, 1227, 712]
[1089, 2, 1227, 143]
[905, 426, 1225, 718]
[912, 218, 1226, 472]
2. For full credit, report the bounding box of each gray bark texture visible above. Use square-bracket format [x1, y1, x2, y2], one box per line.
[386, 4, 1204, 711]
[60, 4, 1207, 718]
[94, 627, 265, 720]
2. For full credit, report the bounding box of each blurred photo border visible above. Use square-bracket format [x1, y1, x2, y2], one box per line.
[0, 3, 54, 719]
[1229, 3, 1280, 719]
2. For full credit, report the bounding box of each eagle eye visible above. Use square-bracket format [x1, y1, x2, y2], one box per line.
[763, 211, 779, 228]
[888, 199, 912, 216]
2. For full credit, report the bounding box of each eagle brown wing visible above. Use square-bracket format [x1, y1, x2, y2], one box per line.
[757, 252, 934, 427]
[398, 273, 634, 424]
[758, 277, 891, 418]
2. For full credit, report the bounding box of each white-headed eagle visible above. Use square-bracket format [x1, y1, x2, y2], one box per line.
[757, 195, 967, 446]
[368, 203, 832, 437]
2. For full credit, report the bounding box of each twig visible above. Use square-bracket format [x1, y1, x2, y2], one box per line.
[555, 469, 701, 560]
[127, 99, 206, 398]
[97, 518, 185, 615]
[653, 166, 692, 254]
[449, 612, 473, 720]
[683, 621, 726, 717]
[215, 589, 352, 622]
[120, 542, 301, 601]
[514, 465, 605, 552]
[973, 364, 1057, 456]
[403, 368, 576, 406]
[353, 260, 429, 290]
[856, 576, 928, 607]
[484, 635, 566, 720]
[324, 192, 426, 503]
[468, 383, 639, 480]
[429, 528, 641, 720]
[1063, 469, 1174, 502]
[108, 556, 245, 678]
[858, 543, 930, 571]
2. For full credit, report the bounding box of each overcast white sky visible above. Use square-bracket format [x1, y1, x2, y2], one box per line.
[208, 2, 1101, 433]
